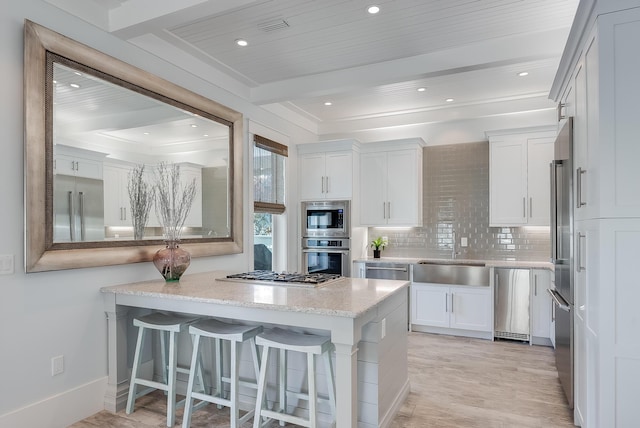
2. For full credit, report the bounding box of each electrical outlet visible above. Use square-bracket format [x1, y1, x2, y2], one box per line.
[51, 355, 64, 376]
[381, 318, 386, 339]
[460, 237, 468, 247]
[0, 254, 14, 275]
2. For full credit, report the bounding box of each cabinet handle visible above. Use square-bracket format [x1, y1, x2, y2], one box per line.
[445, 293, 448, 313]
[523, 197, 526, 218]
[576, 167, 587, 208]
[529, 197, 533, 218]
[123, 207, 126, 221]
[557, 102, 566, 122]
[326, 176, 329, 194]
[387, 202, 391, 219]
[534, 274, 537, 296]
[576, 233, 586, 272]
[450, 293, 454, 313]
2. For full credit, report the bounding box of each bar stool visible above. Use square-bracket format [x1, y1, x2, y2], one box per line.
[253, 328, 336, 428]
[182, 318, 263, 428]
[126, 312, 203, 427]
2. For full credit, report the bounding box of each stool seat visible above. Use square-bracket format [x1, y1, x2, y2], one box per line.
[253, 328, 336, 428]
[126, 312, 202, 427]
[182, 319, 263, 428]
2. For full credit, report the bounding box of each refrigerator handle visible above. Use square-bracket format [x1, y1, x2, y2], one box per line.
[576, 233, 586, 272]
[547, 288, 570, 312]
[576, 167, 587, 208]
[67, 191, 76, 242]
[550, 161, 560, 261]
[79, 192, 85, 242]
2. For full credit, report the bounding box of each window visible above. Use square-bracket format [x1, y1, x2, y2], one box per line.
[253, 135, 288, 270]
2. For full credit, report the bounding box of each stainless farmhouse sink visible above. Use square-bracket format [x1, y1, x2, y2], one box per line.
[413, 261, 490, 286]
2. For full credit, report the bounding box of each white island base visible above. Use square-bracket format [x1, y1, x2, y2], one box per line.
[101, 272, 410, 428]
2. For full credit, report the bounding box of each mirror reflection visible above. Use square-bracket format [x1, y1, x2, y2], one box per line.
[52, 61, 232, 243]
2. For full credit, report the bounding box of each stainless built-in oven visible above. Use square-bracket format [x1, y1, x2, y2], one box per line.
[302, 237, 350, 277]
[301, 200, 350, 238]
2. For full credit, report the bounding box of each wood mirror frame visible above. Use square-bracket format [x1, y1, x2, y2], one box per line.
[24, 20, 243, 272]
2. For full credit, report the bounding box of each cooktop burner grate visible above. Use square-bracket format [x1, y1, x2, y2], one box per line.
[224, 270, 342, 285]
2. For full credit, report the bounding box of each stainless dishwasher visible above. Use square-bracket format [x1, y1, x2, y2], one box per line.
[494, 268, 530, 341]
[364, 262, 410, 280]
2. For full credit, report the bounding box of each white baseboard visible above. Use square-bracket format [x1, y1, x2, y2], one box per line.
[0, 377, 107, 428]
[379, 378, 410, 428]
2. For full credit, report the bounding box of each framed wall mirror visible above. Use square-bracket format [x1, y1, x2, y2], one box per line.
[24, 20, 243, 272]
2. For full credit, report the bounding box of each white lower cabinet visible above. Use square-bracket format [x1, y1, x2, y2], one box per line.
[411, 283, 492, 338]
[530, 269, 552, 345]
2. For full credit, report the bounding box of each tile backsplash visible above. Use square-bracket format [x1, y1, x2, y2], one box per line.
[369, 142, 550, 261]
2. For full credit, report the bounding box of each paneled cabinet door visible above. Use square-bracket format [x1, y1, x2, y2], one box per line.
[530, 269, 552, 341]
[360, 149, 421, 226]
[490, 139, 528, 226]
[449, 287, 492, 332]
[411, 284, 449, 328]
[299, 151, 353, 200]
[55, 154, 103, 180]
[103, 164, 131, 227]
[527, 138, 554, 226]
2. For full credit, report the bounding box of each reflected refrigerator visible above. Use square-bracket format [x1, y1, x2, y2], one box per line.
[54, 174, 105, 242]
[549, 117, 574, 408]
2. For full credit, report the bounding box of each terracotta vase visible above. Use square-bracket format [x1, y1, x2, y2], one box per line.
[153, 240, 191, 282]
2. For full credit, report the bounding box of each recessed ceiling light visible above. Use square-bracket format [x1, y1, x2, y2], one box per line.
[324, 101, 333, 106]
[518, 71, 529, 77]
[74, 71, 82, 76]
[191, 124, 198, 128]
[367, 5, 380, 14]
[203, 134, 209, 137]
[69, 83, 80, 88]
[445, 98, 454, 102]
[417, 87, 427, 92]
[235, 39, 248, 47]
[143, 132, 150, 135]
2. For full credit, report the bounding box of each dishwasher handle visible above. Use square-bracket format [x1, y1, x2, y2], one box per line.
[365, 266, 408, 272]
[547, 288, 570, 312]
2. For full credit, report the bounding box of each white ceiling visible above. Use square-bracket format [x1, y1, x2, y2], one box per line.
[47, 0, 580, 136]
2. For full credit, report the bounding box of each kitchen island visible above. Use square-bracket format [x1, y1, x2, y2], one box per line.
[101, 271, 410, 428]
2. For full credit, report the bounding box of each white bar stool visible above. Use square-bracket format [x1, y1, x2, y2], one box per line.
[253, 328, 336, 428]
[182, 318, 263, 428]
[126, 312, 203, 427]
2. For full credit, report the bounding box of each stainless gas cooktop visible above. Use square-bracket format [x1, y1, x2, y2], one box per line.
[218, 271, 343, 287]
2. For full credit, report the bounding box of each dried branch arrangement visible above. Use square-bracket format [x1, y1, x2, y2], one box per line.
[127, 164, 154, 240]
[154, 162, 197, 241]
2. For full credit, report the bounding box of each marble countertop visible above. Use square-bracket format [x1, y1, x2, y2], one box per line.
[101, 271, 409, 319]
[353, 257, 553, 270]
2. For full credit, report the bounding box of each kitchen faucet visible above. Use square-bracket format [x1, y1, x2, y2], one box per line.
[452, 231, 461, 259]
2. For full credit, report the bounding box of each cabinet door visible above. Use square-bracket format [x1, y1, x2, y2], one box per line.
[299, 153, 326, 200]
[411, 284, 449, 328]
[387, 149, 420, 226]
[103, 164, 130, 227]
[531, 269, 552, 340]
[324, 152, 352, 199]
[490, 139, 527, 226]
[527, 137, 554, 226]
[55, 154, 103, 180]
[360, 152, 387, 225]
[449, 287, 492, 332]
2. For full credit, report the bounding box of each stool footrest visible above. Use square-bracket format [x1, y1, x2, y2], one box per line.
[260, 409, 312, 427]
[134, 378, 168, 392]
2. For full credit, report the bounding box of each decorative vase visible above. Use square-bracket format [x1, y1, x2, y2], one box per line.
[153, 240, 191, 282]
[373, 249, 381, 258]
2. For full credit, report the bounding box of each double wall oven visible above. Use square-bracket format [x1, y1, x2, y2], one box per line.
[301, 200, 350, 276]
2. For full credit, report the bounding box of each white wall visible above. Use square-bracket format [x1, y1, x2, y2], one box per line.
[0, 1, 315, 425]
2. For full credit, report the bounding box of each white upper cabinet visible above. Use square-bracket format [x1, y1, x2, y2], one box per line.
[103, 162, 132, 227]
[297, 140, 359, 201]
[54, 145, 105, 180]
[359, 139, 424, 227]
[488, 128, 555, 227]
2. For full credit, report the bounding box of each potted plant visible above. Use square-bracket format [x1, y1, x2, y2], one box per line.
[370, 236, 387, 259]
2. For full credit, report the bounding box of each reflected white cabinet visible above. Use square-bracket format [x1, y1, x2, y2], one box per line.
[488, 129, 555, 226]
[181, 165, 203, 228]
[103, 163, 132, 227]
[530, 269, 552, 345]
[360, 139, 424, 227]
[297, 140, 359, 201]
[411, 283, 492, 336]
[54, 145, 104, 180]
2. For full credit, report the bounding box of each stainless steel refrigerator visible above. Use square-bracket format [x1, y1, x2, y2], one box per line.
[549, 117, 574, 408]
[54, 174, 105, 242]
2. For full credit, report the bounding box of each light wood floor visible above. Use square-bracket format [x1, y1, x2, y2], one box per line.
[71, 332, 574, 427]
